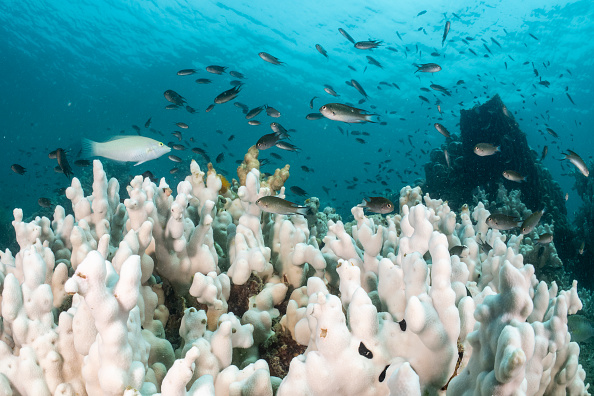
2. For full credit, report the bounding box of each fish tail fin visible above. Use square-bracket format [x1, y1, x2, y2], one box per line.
[357, 198, 369, 208]
[296, 206, 313, 216]
[82, 138, 98, 158]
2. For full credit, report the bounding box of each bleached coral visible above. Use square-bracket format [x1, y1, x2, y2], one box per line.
[0, 161, 588, 396]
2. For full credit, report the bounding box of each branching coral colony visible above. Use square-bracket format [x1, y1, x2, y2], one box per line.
[0, 155, 589, 396]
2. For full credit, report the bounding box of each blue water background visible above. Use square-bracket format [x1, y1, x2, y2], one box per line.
[0, 0, 593, 228]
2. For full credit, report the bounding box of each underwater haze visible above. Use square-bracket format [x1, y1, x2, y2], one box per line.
[1, 0, 593, 240]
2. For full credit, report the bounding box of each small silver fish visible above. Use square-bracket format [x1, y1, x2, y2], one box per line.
[521, 209, 545, 235]
[350, 79, 369, 99]
[486, 214, 521, 230]
[562, 150, 589, 177]
[214, 84, 242, 104]
[434, 123, 450, 138]
[206, 65, 227, 74]
[315, 44, 328, 58]
[177, 69, 197, 76]
[338, 28, 355, 44]
[358, 197, 394, 214]
[442, 21, 451, 46]
[256, 196, 309, 215]
[266, 106, 281, 117]
[354, 40, 382, 50]
[319, 103, 377, 123]
[258, 52, 284, 65]
[535, 233, 553, 244]
[503, 170, 526, 182]
[474, 143, 500, 156]
[306, 113, 324, 120]
[246, 106, 265, 119]
[415, 63, 441, 73]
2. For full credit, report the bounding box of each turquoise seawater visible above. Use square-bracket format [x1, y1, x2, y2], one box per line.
[1, 0, 593, 244]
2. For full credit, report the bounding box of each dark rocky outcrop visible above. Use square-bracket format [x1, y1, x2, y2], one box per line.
[424, 94, 576, 281]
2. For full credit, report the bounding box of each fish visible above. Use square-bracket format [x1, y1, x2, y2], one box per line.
[257, 132, 284, 150]
[528, 33, 539, 41]
[338, 28, 356, 44]
[206, 65, 227, 74]
[486, 214, 521, 230]
[503, 170, 526, 182]
[444, 149, 450, 168]
[315, 44, 328, 58]
[474, 143, 500, 156]
[442, 21, 451, 46]
[275, 141, 300, 152]
[434, 123, 450, 138]
[309, 96, 317, 109]
[216, 153, 224, 163]
[324, 86, 339, 97]
[449, 245, 469, 257]
[56, 148, 74, 178]
[38, 198, 52, 208]
[74, 159, 92, 167]
[414, 63, 441, 73]
[562, 150, 589, 177]
[396, 31, 403, 41]
[256, 196, 310, 216]
[358, 197, 394, 214]
[214, 84, 242, 104]
[306, 113, 324, 120]
[430, 84, 451, 96]
[546, 128, 558, 138]
[568, 315, 594, 343]
[502, 105, 512, 118]
[82, 136, 171, 166]
[248, 120, 262, 125]
[290, 186, 308, 196]
[258, 52, 284, 65]
[270, 122, 289, 135]
[186, 105, 197, 114]
[521, 209, 545, 235]
[235, 102, 249, 113]
[417, 10, 427, 16]
[164, 90, 186, 106]
[350, 79, 369, 98]
[566, 93, 576, 105]
[177, 69, 197, 76]
[266, 106, 281, 117]
[176, 122, 189, 129]
[579, 241, 585, 255]
[319, 103, 377, 123]
[10, 164, 26, 175]
[354, 40, 382, 50]
[366, 56, 383, 68]
[168, 155, 182, 163]
[205, 104, 215, 112]
[541, 145, 548, 161]
[144, 117, 152, 128]
[229, 71, 244, 79]
[468, 49, 477, 56]
[491, 37, 501, 48]
[195, 78, 212, 84]
[535, 233, 553, 244]
[483, 43, 492, 54]
[246, 105, 266, 119]
[171, 144, 185, 151]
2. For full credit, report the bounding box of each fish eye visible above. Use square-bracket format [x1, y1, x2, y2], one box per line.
[321, 106, 326, 110]
[159, 142, 164, 146]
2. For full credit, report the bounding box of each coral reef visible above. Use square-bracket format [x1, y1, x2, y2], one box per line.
[0, 159, 589, 395]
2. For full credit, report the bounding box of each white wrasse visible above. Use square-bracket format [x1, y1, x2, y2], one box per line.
[82, 136, 171, 166]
